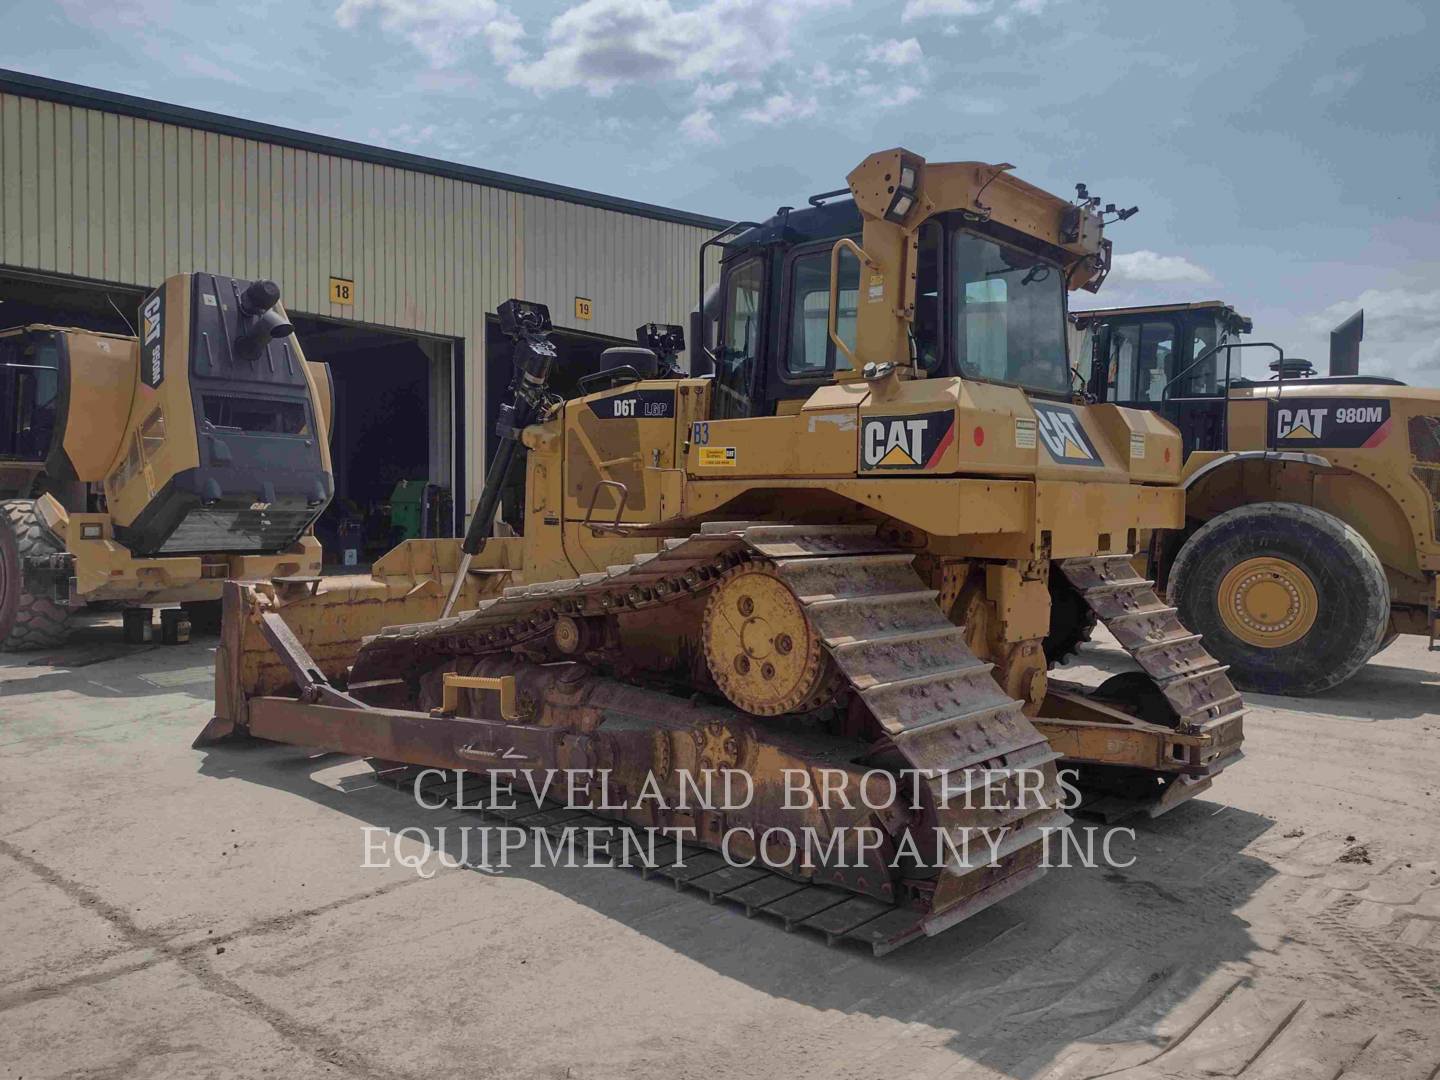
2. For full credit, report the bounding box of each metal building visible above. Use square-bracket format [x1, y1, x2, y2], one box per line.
[0, 69, 723, 561]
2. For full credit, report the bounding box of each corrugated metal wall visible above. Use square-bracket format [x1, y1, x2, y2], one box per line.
[0, 90, 715, 511]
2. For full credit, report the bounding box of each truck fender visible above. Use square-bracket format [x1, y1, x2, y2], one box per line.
[1182, 450, 1332, 490]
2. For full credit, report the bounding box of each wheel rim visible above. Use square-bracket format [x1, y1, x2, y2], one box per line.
[1216, 556, 1319, 648]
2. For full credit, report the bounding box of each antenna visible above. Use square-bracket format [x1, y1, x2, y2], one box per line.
[106, 293, 136, 336]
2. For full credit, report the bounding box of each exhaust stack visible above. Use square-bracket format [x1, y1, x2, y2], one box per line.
[1330, 308, 1363, 376]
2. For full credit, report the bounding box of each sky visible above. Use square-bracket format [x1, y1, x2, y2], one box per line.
[6, 0, 1439, 382]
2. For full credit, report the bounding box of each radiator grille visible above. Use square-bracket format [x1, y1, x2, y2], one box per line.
[1410, 415, 1440, 463]
[1413, 464, 1440, 543]
[156, 508, 314, 555]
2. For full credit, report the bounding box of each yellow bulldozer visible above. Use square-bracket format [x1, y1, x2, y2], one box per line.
[1071, 301, 1440, 693]
[197, 149, 1244, 954]
[0, 274, 330, 649]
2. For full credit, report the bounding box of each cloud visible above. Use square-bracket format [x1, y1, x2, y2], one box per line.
[866, 38, 924, 67]
[334, 0, 525, 68]
[993, 0, 1046, 29]
[901, 0, 1047, 30]
[336, 0, 857, 142]
[693, 81, 738, 105]
[1306, 287, 1440, 381]
[740, 91, 819, 125]
[1110, 250, 1213, 284]
[680, 107, 719, 143]
[854, 81, 924, 110]
[504, 0, 847, 96]
[902, 0, 992, 17]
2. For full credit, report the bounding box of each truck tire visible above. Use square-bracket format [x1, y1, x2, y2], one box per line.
[0, 500, 72, 651]
[1168, 502, 1388, 695]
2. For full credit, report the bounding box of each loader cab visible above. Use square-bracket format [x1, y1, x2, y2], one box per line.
[1073, 302, 1252, 455]
[105, 274, 334, 556]
[703, 200, 1076, 419]
[0, 328, 60, 464]
[0, 327, 62, 498]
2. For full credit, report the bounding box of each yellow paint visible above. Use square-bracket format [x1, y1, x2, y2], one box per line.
[328, 277, 354, 305]
[1217, 556, 1318, 648]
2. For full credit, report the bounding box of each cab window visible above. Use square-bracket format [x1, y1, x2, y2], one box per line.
[914, 221, 944, 375]
[715, 257, 763, 418]
[951, 231, 1068, 395]
[785, 248, 857, 378]
[0, 334, 60, 461]
[1107, 319, 1176, 402]
[1176, 318, 1225, 396]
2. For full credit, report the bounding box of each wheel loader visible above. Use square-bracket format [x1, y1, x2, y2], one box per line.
[0, 274, 331, 650]
[1071, 301, 1440, 694]
[197, 149, 1244, 954]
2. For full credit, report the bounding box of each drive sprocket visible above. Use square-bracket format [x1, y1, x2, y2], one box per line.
[702, 562, 841, 716]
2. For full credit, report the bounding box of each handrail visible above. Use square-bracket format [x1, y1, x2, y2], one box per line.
[827, 237, 878, 372]
[1162, 340, 1286, 400]
[1161, 339, 1286, 451]
[581, 480, 629, 533]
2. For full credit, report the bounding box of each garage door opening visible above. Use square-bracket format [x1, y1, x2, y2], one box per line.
[291, 314, 462, 570]
[0, 270, 143, 336]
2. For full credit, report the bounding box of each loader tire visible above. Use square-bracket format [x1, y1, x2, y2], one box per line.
[0, 500, 72, 651]
[1168, 502, 1387, 696]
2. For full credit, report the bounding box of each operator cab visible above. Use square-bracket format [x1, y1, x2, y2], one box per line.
[697, 197, 1077, 420]
[1, 276, 334, 556]
[0, 326, 61, 465]
[1071, 302, 1250, 454]
[1072, 301, 1407, 455]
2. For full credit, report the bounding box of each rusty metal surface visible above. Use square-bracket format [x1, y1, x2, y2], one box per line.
[1055, 554, 1246, 808]
[214, 528, 1247, 948]
[347, 523, 1070, 927]
[1059, 556, 1245, 733]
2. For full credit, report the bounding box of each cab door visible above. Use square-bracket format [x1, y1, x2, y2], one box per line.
[712, 256, 764, 419]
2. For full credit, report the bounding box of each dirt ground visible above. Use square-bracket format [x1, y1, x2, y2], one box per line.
[1, 616, 1438, 1080]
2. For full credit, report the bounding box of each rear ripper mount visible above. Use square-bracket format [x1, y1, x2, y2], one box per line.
[199, 524, 1243, 955]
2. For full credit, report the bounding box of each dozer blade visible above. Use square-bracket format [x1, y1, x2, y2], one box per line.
[207, 536, 520, 720]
